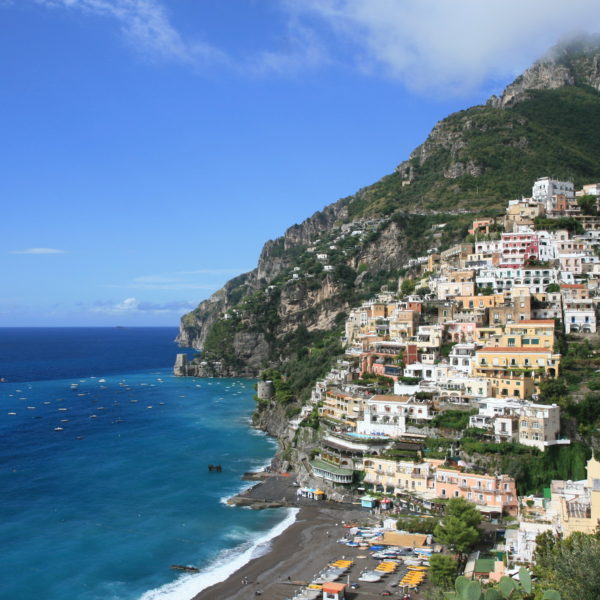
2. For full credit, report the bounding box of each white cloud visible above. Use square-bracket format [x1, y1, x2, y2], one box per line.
[247, 19, 329, 75]
[91, 297, 196, 314]
[101, 268, 252, 291]
[288, 0, 600, 94]
[9, 247, 66, 254]
[33, 0, 224, 64]
[20, 0, 600, 94]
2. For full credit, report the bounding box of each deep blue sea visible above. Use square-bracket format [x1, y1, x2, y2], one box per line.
[0, 328, 293, 600]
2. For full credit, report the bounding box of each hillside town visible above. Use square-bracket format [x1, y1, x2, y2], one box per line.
[264, 177, 600, 586]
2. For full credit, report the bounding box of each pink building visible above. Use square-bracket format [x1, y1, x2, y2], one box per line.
[500, 232, 539, 267]
[434, 468, 518, 515]
[444, 322, 477, 344]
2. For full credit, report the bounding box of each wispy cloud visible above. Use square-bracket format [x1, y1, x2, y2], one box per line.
[91, 297, 196, 314]
[20, 0, 600, 95]
[26, 0, 328, 75]
[101, 267, 250, 291]
[248, 19, 329, 75]
[9, 247, 66, 254]
[34, 0, 225, 64]
[288, 0, 600, 95]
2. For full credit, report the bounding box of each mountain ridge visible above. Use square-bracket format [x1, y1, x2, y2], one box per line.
[176, 38, 600, 390]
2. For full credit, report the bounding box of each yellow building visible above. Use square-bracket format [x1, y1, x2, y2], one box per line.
[320, 389, 366, 427]
[474, 326, 503, 345]
[553, 457, 600, 536]
[472, 347, 560, 398]
[455, 293, 506, 310]
[362, 457, 433, 494]
[474, 347, 560, 377]
[487, 374, 537, 399]
[502, 320, 555, 349]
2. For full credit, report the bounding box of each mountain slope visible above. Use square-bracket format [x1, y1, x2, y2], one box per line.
[176, 38, 600, 395]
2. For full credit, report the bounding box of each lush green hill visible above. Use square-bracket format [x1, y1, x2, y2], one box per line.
[176, 41, 600, 401]
[345, 85, 600, 219]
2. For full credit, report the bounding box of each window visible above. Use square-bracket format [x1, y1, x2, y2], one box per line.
[508, 338, 516, 347]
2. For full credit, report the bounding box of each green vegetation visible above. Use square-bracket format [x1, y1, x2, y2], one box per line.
[446, 569, 561, 599]
[201, 316, 244, 368]
[396, 516, 439, 534]
[434, 497, 482, 554]
[345, 85, 600, 220]
[534, 216, 584, 235]
[534, 531, 600, 600]
[578, 194, 598, 215]
[429, 554, 458, 590]
[431, 409, 477, 430]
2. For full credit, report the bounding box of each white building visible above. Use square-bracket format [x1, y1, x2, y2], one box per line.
[532, 177, 575, 205]
[476, 267, 573, 294]
[563, 299, 597, 333]
[447, 343, 477, 374]
[518, 403, 565, 451]
[356, 394, 408, 437]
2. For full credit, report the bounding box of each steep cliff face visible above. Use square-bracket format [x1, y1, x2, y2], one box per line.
[176, 38, 600, 382]
[489, 36, 600, 108]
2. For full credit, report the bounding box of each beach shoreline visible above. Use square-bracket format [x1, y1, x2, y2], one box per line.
[190, 502, 372, 600]
[189, 474, 427, 600]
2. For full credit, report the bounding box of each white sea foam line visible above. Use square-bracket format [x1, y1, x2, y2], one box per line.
[218, 457, 275, 506]
[138, 507, 299, 600]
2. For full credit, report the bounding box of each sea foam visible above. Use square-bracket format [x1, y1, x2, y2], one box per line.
[138, 507, 299, 600]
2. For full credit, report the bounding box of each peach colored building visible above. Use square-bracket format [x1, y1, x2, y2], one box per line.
[435, 467, 518, 515]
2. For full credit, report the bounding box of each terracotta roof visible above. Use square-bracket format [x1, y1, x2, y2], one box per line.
[371, 394, 410, 402]
[512, 319, 555, 324]
[560, 284, 585, 288]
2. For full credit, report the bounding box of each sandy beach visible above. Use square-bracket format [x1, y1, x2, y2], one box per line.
[192, 475, 429, 600]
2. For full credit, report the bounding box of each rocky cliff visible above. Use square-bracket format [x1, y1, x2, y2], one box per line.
[176, 37, 600, 387]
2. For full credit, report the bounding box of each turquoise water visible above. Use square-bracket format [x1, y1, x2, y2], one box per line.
[0, 328, 291, 600]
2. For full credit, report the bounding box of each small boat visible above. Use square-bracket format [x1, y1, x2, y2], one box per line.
[170, 565, 199, 573]
[54, 427, 64, 431]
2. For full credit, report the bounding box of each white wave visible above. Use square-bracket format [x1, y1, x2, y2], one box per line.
[138, 508, 299, 600]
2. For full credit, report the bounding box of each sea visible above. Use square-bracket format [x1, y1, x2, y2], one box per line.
[0, 327, 295, 600]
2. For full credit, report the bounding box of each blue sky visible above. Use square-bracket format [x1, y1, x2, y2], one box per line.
[1, 0, 599, 326]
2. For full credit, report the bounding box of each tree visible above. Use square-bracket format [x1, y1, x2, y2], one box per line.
[429, 554, 458, 589]
[445, 496, 483, 529]
[417, 286, 432, 297]
[434, 515, 480, 553]
[434, 498, 482, 554]
[578, 194, 598, 216]
[400, 278, 416, 296]
[546, 283, 561, 293]
[538, 378, 569, 403]
[534, 531, 600, 600]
